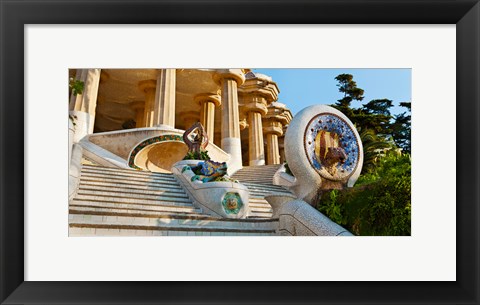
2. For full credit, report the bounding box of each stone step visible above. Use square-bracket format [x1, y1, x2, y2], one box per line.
[72, 198, 271, 217]
[69, 211, 277, 231]
[248, 197, 271, 202]
[79, 176, 182, 189]
[233, 178, 276, 182]
[243, 182, 286, 188]
[78, 184, 188, 199]
[244, 185, 290, 192]
[76, 190, 192, 205]
[233, 171, 278, 176]
[70, 206, 206, 219]
[234, 165, 281, 171]
[79, 180, 186, 193]
[249, 206, 273, 213]
[80, 173, 179, 186]
[248, 204, 272, 210]
[81, 170, 177, 183]
[247, 215, 271, 220]
[82, 164, 174, 178]
[248, 211, 273, 218]
[247, 188, 291, 195]
[235, 172, 276, 175]
[69, 226, 276, 236]
[72, 193, 197, 208]
[70, 200, 201, 214]
[233, 172, 278, 175]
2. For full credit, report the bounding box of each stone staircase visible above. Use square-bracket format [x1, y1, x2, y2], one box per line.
[231, 164, 282, 185]
[69, 164, 289, 236]
[232, 164, 291, 218]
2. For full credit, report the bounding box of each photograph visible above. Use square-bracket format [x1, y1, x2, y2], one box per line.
[2, 0, 479, 303]
[68, 68, 411, 237]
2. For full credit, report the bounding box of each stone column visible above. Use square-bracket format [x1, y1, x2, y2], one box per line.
[266, 133, 280, 165]
[244, 97, 268, 166]
[213, 69, 246, 174]
[131, 101, 145, 128]
[138, 80, 156, 127]
[237, 71, 280, 166]
[263, 119, 283, 165]
[153, 69, 176, 128]
[194, 93, 221, 140]
[69, 69, 101, 143]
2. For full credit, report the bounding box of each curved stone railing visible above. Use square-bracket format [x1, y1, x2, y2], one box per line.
[69, 143, 83, 202]
[272, 164, 296, 188]
[171, 160, 249, 219]
[73, 127, 230, 171]
[265, 194, 352, 236]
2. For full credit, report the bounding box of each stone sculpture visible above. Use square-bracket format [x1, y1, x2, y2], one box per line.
[183, 121, 208, 154]
[181, 123, 237, 183]
[284, 105, 363, 204]
[182, 160, 236, 183]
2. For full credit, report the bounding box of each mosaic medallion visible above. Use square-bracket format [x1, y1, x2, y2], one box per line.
[222, 192, 243, 215]
[304, 113, 360, 181]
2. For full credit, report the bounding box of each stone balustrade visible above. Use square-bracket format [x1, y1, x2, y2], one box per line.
[265, 194, 352, 236]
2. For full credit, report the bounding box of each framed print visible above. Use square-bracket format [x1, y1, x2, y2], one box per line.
[1, 0, 479, 304]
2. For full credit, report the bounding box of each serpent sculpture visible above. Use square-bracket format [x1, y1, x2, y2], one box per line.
[181, 122, 237, 183]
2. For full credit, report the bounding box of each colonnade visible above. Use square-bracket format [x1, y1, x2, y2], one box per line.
[69, 69, 291, 169]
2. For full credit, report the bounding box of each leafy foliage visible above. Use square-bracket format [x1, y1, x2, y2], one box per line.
[317, 153, 411, 236]
[332, 74, 365, 117]
[360, 129, 396, 172]
[284, 161, 294, 176]
[183, 150, 211, 161]
[391, 102, 411, 153]
[69, 78, 84, 96]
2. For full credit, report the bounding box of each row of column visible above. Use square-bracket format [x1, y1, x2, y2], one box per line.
[69, 68, 284, 168]
[136, 69, 284, 166]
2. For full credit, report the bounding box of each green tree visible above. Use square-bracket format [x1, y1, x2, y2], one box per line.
[391, 102, 411, 153]
[333, 74, 364, 117]
[358, 99, 394, 136]
[359, 128, 395, 173]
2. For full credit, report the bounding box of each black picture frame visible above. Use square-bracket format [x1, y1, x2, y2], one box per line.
[1, 0, 478, 304]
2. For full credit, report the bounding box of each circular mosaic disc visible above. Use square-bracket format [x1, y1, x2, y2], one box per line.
[304, 113, 360, 181]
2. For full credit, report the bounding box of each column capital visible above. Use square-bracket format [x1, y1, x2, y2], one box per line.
[238, 75, 280, 103]
[213, 69, 246, 86]
[263, 119, 283, 136]
[243, 100, 268, 116]
[194, 92, 221, 107]
[138, 79, 156, 93]
[265, 102, 293, 125]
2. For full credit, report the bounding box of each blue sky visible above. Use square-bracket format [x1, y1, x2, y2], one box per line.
[253, 69, 411, 116]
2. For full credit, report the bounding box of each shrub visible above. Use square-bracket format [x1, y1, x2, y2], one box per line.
[284, 161, 294, 176]
[317, 152, 411, 236]
[183, 150, 210, 161]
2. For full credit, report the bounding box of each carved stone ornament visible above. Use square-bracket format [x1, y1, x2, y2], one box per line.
[182, 122, 208, 153]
